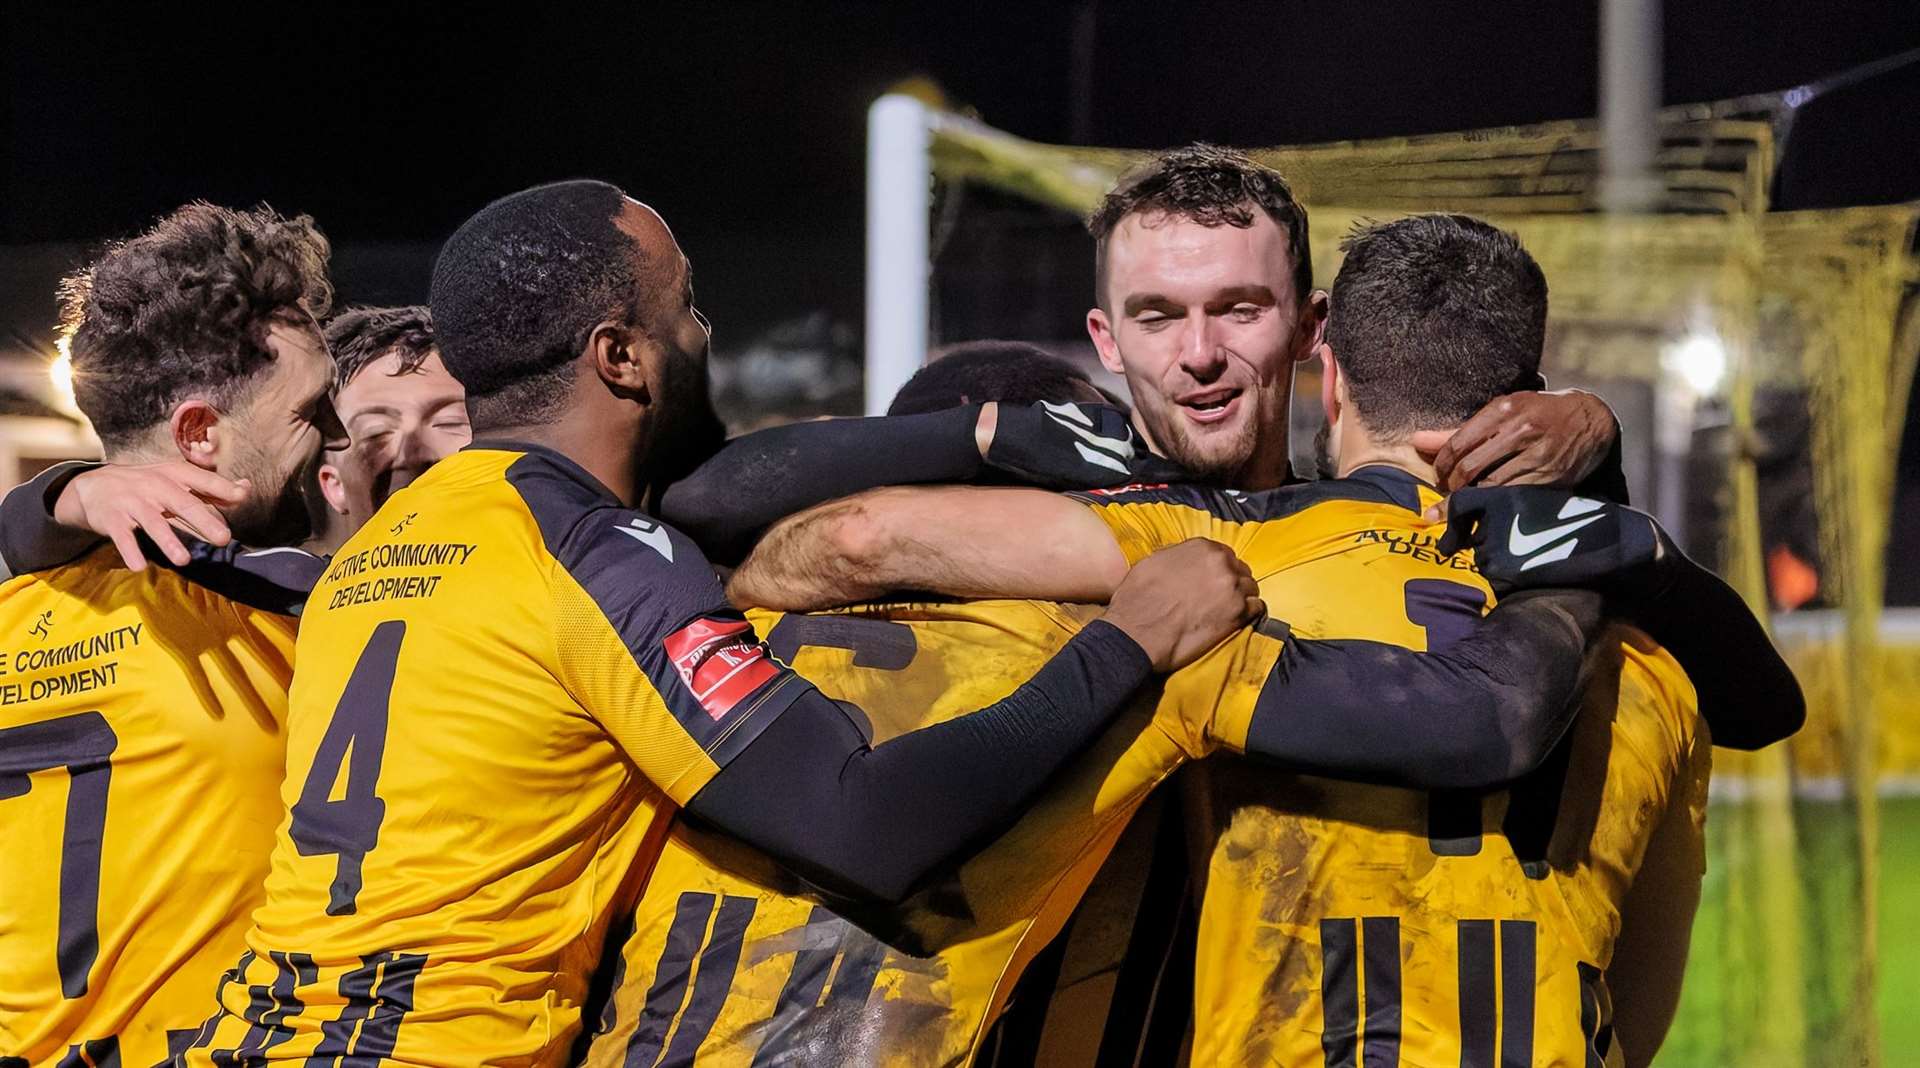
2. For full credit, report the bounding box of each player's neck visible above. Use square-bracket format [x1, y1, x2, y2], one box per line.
[104, 428, 178, 467]
[1234, 443, 1296, 492]
[1334, 429, 1439, 486]
[486, 419, 643, 508]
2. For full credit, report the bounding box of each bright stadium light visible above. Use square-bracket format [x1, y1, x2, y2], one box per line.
[1664, 333, 1727, 397]
[49, 335, 78, 412]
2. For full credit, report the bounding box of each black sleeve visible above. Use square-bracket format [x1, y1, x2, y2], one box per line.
[1617, 557, 1804, 750]
[658, 407, 983, 564]
[1574, 411, 1630, 505]
[1438, 484, 1803, 751]
[1239, 590, 1605, 789]
[0, 460, 108, 579]
[684, 619, 1152, 904]
[0, 458, 321, 613]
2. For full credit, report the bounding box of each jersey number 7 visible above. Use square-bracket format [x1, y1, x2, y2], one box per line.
[289, 621, 404, 916]
[0, 710, 117, 999]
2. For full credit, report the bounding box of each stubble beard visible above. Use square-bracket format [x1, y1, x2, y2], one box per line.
[643, 350, 727, 490]
[1141, 400, 1261, 487]
[227, 446, 318, 548]
[229, 477, 315, 548]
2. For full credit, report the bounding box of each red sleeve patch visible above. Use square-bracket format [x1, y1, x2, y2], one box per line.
[663, 617, 783, 721]
[1083, 482, 1170, 497]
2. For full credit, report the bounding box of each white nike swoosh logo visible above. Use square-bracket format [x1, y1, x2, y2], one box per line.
[1507, 513, 1604, 558]
[1519, 538, 1582, 571]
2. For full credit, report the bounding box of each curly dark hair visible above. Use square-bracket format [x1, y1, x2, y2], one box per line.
[1087, 143, 1312, 309]
[1328, 214, 1548, 436]
[431, 179, 658, 430]
[324, 305, 435, 390]
[59, 202, 333, 449]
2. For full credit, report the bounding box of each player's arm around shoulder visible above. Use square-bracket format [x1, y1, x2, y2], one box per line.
[1438, 483, 1804, 749]
[0, 458, 250, 575]
[1202, 589, 1608, 789]
[726, 484, 1129, 611]
[684, 534, 1258, 904]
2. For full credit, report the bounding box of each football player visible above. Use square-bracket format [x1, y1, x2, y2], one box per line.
[0, 203, 344, 1064]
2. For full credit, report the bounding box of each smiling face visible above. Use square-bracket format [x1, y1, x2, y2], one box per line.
[214, 318, 346, 545]
[1087, 209, 1321, 489]
[316, 347, 470, 537]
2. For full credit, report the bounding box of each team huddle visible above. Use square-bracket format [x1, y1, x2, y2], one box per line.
[0, 146, 1802, 1067]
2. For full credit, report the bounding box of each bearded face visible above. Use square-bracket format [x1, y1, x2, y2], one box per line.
[1088, 210, 1318, 491]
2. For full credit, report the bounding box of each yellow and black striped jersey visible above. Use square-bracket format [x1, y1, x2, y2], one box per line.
[0, 546, 296, 1066]
[581, 599, 1279, 1068]
[179, 443, 812, 1066]
[1075, 466, 1708, 1068]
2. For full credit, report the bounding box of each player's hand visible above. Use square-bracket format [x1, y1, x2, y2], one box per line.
[1103, 538, 1263, 672]
[51, 461, 249, 571]
[980, 401, 1137, 489]
[1436, 485, 1670, 598]
[1410, 389, 1617, 493]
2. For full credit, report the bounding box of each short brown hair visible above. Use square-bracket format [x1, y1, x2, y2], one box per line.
[1087, 143, 1312, 309]
[324, 305, 435, 390]
[60, 202, 332, 448]
[1328, 214, 1547, 437]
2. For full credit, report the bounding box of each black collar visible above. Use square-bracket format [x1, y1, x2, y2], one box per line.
[467, 438, 629, 509]
[1341, 464, 1434, 513]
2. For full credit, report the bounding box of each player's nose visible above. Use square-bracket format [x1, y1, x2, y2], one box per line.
[1177, 319, 1228, 378]
[394, 428, 433, 470]
[316, 397, 349, 453]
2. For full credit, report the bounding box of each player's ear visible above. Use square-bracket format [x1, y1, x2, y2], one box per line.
[1318, 342, 1342, 428]
[169, 399, 224, 473]
[1294, 289, 1329, 363]
[588, 320, 652, 403]
[1087, 307, 1125, 376]
[316, 462, 350, 516]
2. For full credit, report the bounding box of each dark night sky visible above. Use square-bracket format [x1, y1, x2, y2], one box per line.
[6, 0, 1920, 339]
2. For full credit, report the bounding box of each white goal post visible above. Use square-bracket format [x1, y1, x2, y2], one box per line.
[863, 94, 932, 415]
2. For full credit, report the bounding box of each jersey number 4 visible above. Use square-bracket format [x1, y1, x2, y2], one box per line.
[0, 710, 117, 998]
[289, 621, 404, 916]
